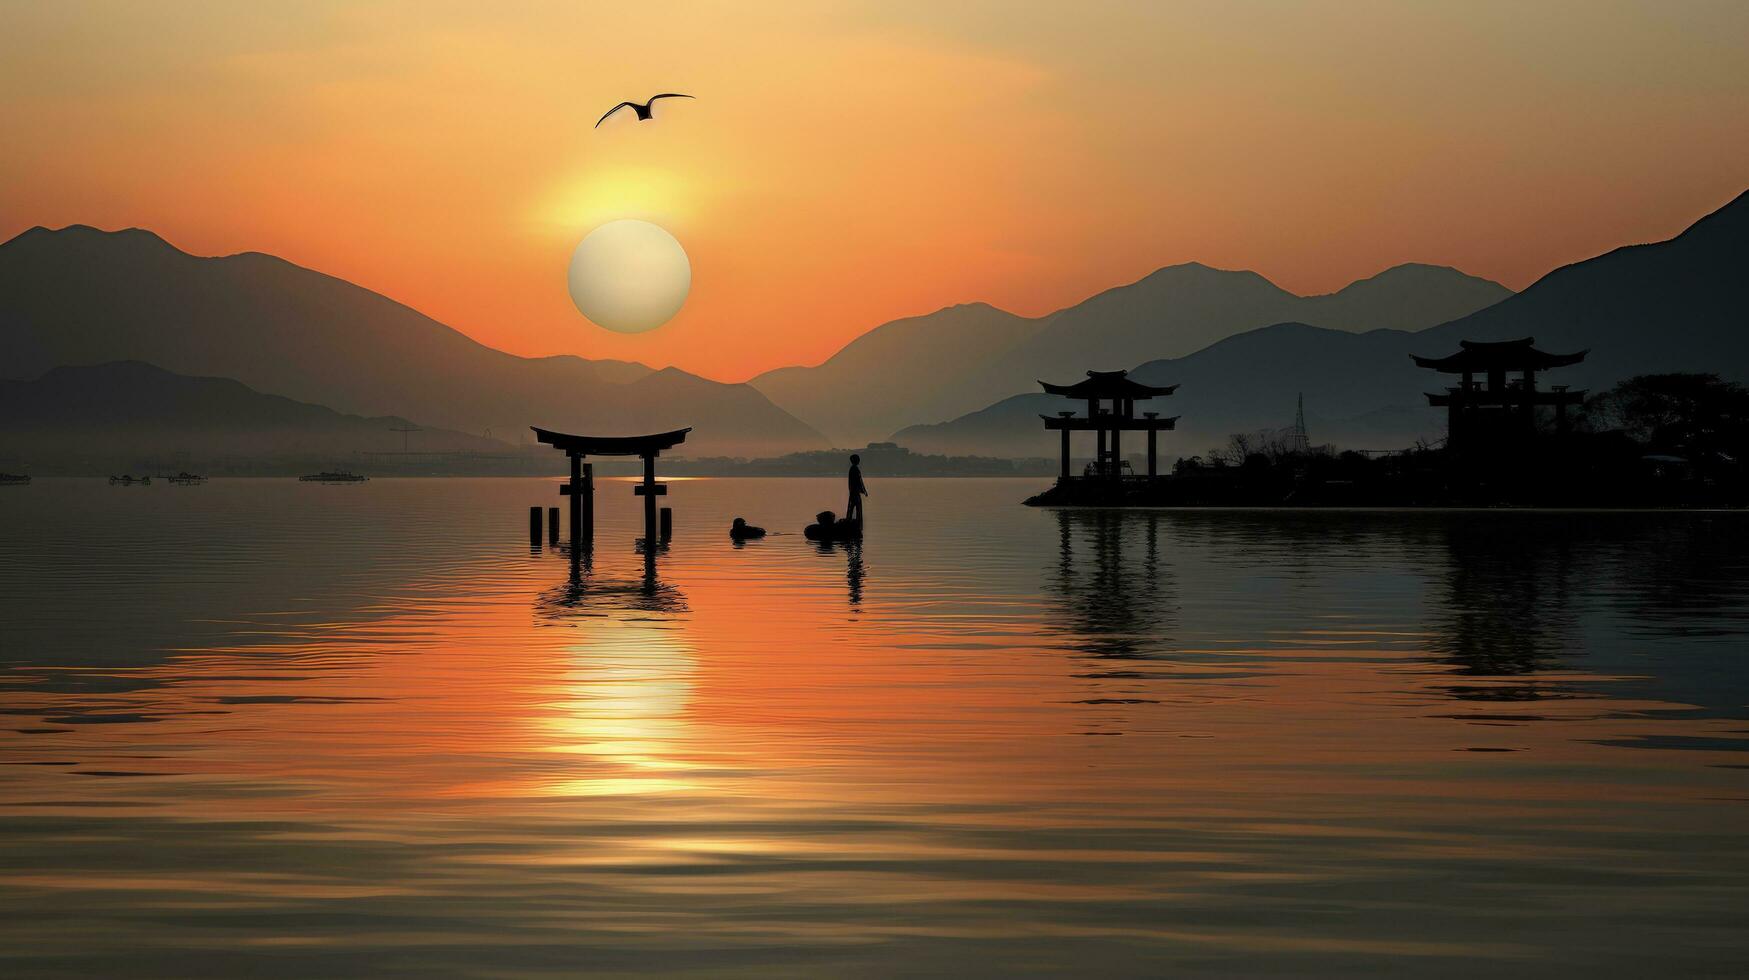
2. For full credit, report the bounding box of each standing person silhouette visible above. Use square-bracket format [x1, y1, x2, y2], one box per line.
[846, 453, 867, 523]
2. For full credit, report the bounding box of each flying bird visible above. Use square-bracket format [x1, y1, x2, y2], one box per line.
[595, 94, 694, 128]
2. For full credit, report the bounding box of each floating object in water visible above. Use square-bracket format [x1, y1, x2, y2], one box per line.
[730, 517, 766, 541]
[299, 471, 369, 483]
[164, 472, 207, 485]
[109, 474, 150, 485]
[804, 510, 862, 542]
[0, 473, 29, 486]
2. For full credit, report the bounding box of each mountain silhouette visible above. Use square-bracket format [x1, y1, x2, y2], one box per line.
[897, 189, 1749, 459]
[0, 226, 827, 457]
[750, 302, 1051, 448]
[1412, 187, 1749, 383]
[0, 361, 506, 465]
[751, 262, 1508, 445]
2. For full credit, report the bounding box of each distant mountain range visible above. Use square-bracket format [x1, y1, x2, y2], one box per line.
[4, 189, 1742, 471]
[751, 262, 1511, 445]
[0, 360, 521, 470]
[0, 226, 827, 457]
[897, 189, 1749, 459]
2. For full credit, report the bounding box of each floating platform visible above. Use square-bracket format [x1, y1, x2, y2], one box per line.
[805, 513, 863, 542]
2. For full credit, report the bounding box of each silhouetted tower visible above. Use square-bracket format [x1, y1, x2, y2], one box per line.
[1038, 370, 1179, 482]
[389, 424, 420, 452]
[1412, 337, 1587, 455]
[1287, 393, 1310, 454]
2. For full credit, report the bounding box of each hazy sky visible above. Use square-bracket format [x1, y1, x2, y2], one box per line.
[2, 1, 1745, 381]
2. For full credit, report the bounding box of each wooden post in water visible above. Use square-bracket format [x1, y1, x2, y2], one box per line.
[528, 506, 542, 542]
[563, 454, 595, 552]
[581, 463, 594, 547]
[547, 506, 559, 543]
[660, 506, 673, 542]
[638, 453, 659, 543]
[566, 453, 583, 548]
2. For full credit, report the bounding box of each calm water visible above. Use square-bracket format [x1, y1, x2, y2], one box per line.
[2, 478, 1747, 977]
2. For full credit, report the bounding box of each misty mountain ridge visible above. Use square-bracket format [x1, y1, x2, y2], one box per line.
[896, 188, 1749, 461]
[0, 225, 827, 457]
[751, 260, 1510, 445]
[0, 360, 510, 466]
[8, 186, 1741, 467]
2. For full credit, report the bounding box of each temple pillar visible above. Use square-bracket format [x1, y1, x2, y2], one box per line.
[1147, 429, 1157, 479]
[581, 463, 593, 546]
[1523, 368, 1538, 433]
[1111, 427, 1122, 479]
[1096, 428, 1107, 474]
[640, 453, 658, 542]
[1060, 427, 1071, 481]
[566, 453, 588, 549]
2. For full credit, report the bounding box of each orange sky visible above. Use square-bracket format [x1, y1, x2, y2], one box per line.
[2, 1, 1746, 382]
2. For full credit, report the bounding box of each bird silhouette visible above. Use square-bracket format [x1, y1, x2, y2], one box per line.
[595, 94, 694, 128]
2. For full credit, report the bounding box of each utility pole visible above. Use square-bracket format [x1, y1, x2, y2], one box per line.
[1289, 393, 1310, 454]
[390, 425, 420, 452]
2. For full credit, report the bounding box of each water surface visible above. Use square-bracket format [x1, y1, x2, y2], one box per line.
[2, 478, 1747, 976]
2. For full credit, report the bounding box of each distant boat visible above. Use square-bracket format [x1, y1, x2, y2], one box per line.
[164, 471, 208, 485]
[109, 474, 150, 485]
[0, 473, 29, 486]
[299, 471, 369, 483]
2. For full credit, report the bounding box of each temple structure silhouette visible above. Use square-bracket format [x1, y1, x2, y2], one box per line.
[1039, 370, 1179, 483]
[1413, 338, 1588, 454]
[532, 426, 690, 547]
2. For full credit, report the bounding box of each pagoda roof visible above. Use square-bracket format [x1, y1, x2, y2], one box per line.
[1039, 370, 1178, 399]
[531, 426, 691, 456]
[1411, 337, 1588, 373]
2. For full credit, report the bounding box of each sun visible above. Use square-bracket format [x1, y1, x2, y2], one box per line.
[568, 219, 691, 334]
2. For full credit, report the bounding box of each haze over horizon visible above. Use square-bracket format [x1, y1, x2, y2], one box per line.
[3, 1, 1746, 382]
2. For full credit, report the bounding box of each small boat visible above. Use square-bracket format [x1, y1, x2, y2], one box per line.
[804, 510, 862, 542]
[0, 473, 29, 486]
[299, 471, 369, 483]
[109, 474, 151, 485]
[164, 472, 208, 485]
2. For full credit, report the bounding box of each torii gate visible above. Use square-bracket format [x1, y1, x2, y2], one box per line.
[532, 426, 692, 547]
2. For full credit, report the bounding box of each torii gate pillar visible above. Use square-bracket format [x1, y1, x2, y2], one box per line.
[561, 453, 594, 550]
[633, 452, 667, 544]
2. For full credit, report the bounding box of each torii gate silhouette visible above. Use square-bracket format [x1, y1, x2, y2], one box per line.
[532, 426, 691, 548]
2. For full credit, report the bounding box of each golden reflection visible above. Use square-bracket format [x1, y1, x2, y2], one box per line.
[538, 616, 700, 798]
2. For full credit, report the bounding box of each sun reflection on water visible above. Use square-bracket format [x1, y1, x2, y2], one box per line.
[2, 479, 1748, 975]
[539, 617, 701, 797]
